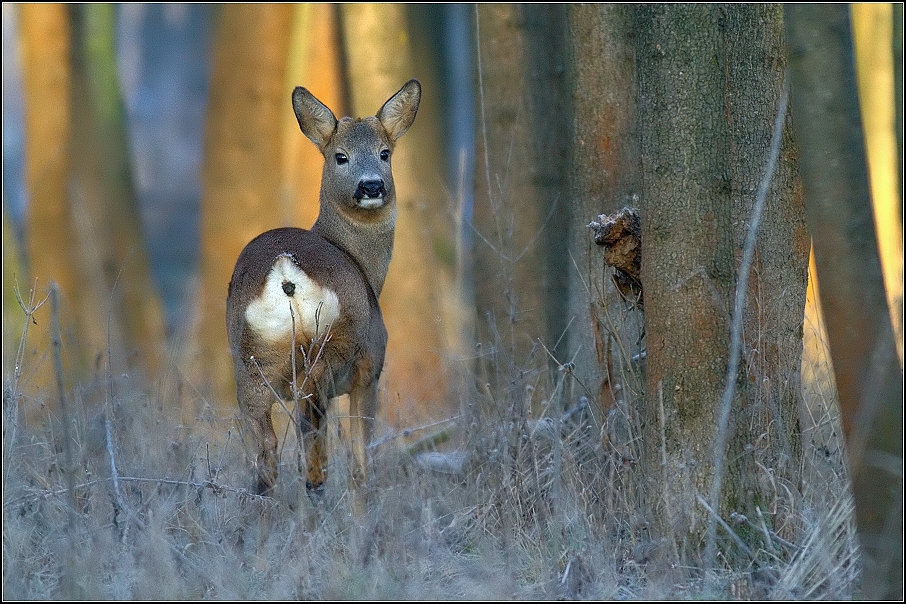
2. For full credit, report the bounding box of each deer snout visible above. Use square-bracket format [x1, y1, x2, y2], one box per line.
[355, 179, 386, 200]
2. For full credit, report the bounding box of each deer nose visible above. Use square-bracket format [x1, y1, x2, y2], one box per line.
[355, 179, 386, 199]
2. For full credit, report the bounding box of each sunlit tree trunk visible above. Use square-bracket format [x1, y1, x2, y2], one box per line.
[850, 3, 903, 363]
[339, 3, 454, 427]
[19, 3, 88, 407]
[281, 3, 346, 231]
[19, 4, 169, 414]
[634, 4, 807, 561]
[191, 4, 294, 407]
[786, 5, 903, 598]
[895, 3, 904, 219]
[472, 4, 570, 412]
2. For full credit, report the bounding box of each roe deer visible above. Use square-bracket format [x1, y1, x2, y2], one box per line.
[226, 79, 421, 500]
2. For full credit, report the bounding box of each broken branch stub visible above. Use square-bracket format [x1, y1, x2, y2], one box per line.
[588, 206, 643, 309]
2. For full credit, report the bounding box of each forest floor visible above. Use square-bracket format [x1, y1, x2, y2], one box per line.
[2, 304, 858, 600]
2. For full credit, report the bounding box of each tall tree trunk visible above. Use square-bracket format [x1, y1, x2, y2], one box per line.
[721, 4, 808, 542]
[408, 3, 472, 420]
[69, 4, 166, 377]
[472, 4, 570, 412]
[339, 3, 453, 427]
[281, 3, 346, 231]
[634, 4, 807, 561]
[19, 3, 88, 409]
[565, 4, 642, 426]
[785, 5, 903, 599]
[634, 5, 734, 558]
[894, 3, 904, 220]
[191, 4, 294, 408]
[850, 3, 903, 363]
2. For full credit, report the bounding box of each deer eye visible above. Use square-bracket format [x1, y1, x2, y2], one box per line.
[380, 149, 390, 162]
[335, 153, 348, 165]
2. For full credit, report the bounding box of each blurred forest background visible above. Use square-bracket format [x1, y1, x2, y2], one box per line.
[2, 3, 902, 599]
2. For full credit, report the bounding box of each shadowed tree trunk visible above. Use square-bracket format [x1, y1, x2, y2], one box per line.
[634, 4, 808, 562]
[472, 4, 570, 414]
[70, 4, 166, 377]
[635, 5, 733, 560]
[565, 3, 642, 428]
[721, 4, 809, 545]
[191, 4, 294, 408]
[408, 3, 473, 421]
[785, 5, 903, 599]
[339, 3, 454, 427]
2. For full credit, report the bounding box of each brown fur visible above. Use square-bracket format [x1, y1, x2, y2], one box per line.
[226, 80, 420, 502]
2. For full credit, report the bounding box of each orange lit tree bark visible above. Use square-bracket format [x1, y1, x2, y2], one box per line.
[280, 4, 346, 231]
[192, 4, 294, 407]
[19, 3, 87, 405]
[339, 3, 454, 426]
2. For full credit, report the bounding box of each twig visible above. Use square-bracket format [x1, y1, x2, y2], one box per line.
[3, 475, 272, 509]
[9, 277, 49, 404]
[753, 505, 801, 553]
[49, 284, 77, 526]
[289, 301, 303, 475]
[403, 423, 458, 456]
[658, 381, 667, 468]
[50, 283, 79, 597]
[369, 415, 460, 450]
[4, 278, 50, 496]
[105, 262, 130, 542]
[105, 414, 128, 539]
[474, 3, 491, 222]
[697, 494, 754, 559]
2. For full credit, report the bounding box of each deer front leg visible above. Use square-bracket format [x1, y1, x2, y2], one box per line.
[347, 378, 377, 516]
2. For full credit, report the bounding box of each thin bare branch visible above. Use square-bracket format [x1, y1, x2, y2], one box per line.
[704, 76, 790, 571]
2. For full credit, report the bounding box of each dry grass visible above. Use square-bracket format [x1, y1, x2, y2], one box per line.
[2, 288, 858, 600]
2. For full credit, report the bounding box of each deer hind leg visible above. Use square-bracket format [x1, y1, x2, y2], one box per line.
[298, 392, 328, 493]
[237, 373, 279, 495]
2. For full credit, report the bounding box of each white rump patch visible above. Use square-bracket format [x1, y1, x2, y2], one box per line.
[245, 254, 340, 343]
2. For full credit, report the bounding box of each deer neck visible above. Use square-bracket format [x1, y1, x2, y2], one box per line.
[310, 200, 396, 297]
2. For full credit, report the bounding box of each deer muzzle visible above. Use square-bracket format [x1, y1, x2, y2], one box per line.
[354, 179, 387, 204]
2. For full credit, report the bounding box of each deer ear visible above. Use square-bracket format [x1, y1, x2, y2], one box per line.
[376, 79, 421, 141]
[292, 87, 338, 149]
